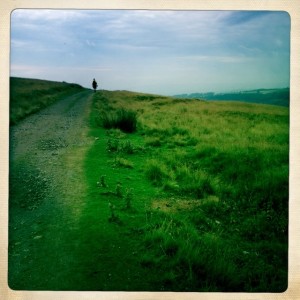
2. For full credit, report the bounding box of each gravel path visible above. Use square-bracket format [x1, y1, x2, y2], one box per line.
[9, 90, 94, 289]
[10, 90, 92, 171]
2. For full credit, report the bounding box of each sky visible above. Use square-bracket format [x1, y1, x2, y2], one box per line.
[10, 10, 290, 95]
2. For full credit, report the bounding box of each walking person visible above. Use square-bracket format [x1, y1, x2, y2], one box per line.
[92, 78, 98, 92]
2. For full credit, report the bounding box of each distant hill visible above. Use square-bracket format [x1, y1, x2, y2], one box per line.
[174, 88, 289, 107]
[10, 77, 85, 124]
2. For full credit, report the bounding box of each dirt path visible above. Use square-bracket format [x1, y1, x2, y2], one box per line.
[9, 90, 95, 290]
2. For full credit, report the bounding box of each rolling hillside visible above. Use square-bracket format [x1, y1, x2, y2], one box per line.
[9, 79, 289, 292]
[10, 77, 84, 124]
[174, 87, 290, 107]
[86, 90, 289, 291]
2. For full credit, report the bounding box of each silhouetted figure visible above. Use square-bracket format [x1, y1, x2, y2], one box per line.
[92, 78, 98, 92]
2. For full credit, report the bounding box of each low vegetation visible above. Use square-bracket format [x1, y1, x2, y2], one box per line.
[9, 80, 289, 291]
[10, 77, 84, 124]
[85, 90, 289, 292]
[101, 109, 137, 133]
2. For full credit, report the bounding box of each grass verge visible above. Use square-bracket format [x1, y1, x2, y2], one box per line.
[83, 90, 289, 291]
[10, 77, 85, 125]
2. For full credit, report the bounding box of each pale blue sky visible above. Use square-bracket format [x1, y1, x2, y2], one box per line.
[10, 10, 290, 95]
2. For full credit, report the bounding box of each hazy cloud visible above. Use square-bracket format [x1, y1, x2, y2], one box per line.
[10, 10, 290, 94]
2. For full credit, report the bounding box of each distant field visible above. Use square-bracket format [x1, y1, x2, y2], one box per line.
[174, 87, 290, 107]
[10, 77, 84, 124]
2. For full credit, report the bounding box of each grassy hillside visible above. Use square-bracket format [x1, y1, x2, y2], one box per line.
[10, 77, 84, 124]
[9, 79, 289, 291]
[174, 88, 290, 107]
[85, 90, 289, 291]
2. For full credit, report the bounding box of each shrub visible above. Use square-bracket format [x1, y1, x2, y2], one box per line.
[101, 111, 118, 129]
[101, 108, 137, 133]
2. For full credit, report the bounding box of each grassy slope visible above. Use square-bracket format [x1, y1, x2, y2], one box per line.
[84, 90, 289, 292]
[174, 88, 290, 107]
[9, 79, 289, 291]
[10, 77, 84, 124]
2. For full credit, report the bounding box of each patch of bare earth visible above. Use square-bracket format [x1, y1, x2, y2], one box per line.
[151, 196, 219, 213]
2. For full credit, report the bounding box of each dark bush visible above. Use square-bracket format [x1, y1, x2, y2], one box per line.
[101, 108, 137, 133]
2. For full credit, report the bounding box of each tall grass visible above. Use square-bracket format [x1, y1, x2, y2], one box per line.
[90, 92, 137, 133]
[141, 214, 243, 291]
[141, 97, 288, 291]
[90, 90, 289, 291]
[101, 109, 137, 133]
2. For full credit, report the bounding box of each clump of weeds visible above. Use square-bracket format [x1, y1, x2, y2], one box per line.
[106, 128, 125, 139]
[108, 202, 117, 221]
[107, 138, 119, 152]
[108, 202, 122, 224]
[112, 156, 133, 169]
[120, 140, 135, 154]
[116, 182, 123, 198]
[106, 138, 138, 155]
[124, 188, 133, 209]
[97, 175, 108, 188]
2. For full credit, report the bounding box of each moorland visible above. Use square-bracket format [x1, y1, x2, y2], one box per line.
[9, 77, 289, 292]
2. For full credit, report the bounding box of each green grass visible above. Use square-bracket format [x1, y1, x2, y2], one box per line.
[10, 77, 84, 124]
[9, 82, 289, 291]
[84, 90, 289, 291]
[101, 109, 137, 133]
[81, 126, 163, 290]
